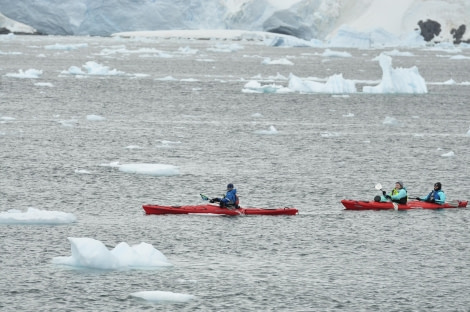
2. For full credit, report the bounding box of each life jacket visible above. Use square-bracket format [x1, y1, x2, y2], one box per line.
[223, 190, 240, 208]
[391, 188, 408, 204]
[226, 194, 240, 208]
[429, 190, 441, 201]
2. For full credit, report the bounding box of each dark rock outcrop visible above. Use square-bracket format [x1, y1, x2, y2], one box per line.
[451, 25, 470, 44]
[0, 27, 44, 35]
[418, 19, 441, 41]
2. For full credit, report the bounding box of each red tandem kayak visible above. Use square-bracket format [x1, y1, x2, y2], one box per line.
[341, 199, 468, 211]
[143, 204, 298, 216]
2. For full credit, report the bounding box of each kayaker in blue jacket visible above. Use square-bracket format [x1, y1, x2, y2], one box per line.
[380, 181, 408, 204]
[210, 183, 239, 209]
[417, 182, 446, 204]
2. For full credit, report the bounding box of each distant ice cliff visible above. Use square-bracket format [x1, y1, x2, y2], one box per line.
[0, 0, 469, 44]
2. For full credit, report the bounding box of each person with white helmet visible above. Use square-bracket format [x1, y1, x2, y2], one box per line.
[210, 183, 239, 209]
[417, 182, 446, 204]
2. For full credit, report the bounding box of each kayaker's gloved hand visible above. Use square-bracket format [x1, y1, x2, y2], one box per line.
[209, 199, 214, 203]
[385, 195, 391, 199]
[382, 191, 386, 195]
[416, 197, 421, 201]
[211, 198, 220, 203]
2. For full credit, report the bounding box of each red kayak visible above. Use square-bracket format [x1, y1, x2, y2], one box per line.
[143, 204, 298, 216]
[341, 199, 468, 211]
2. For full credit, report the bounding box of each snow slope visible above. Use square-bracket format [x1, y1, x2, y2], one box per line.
[0, 12, 37, 34]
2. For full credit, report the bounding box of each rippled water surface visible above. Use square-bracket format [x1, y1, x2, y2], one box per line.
[1, 35, 470, 311]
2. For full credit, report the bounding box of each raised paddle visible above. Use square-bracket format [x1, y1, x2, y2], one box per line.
[375, 183, 398, 211]
[200, 194, 221, 203]
[200, 194, 210, 201]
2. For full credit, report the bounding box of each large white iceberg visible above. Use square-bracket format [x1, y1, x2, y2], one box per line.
[288, 73, 357, 94]
[52, 237, 173, 270]
[363, 54, 427, 94]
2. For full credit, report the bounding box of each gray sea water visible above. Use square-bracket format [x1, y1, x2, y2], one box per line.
[1, 35, 470, 311]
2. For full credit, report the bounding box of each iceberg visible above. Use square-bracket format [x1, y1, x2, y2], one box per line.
[363, 54, 427, 94]
[52, 237, 172, 270]
[288, 73, 357, 94]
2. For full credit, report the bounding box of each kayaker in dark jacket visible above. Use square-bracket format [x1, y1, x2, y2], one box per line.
[381, 181, 408, 204]
[210, 183, 239, 209]
[417, 182, 446, 204]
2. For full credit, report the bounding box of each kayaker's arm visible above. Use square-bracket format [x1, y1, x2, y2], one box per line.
[435, 191, 446, 204]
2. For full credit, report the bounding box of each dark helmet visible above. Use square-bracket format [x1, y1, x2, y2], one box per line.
[434, 182, 442, 190]
[227, 183, 234, 190]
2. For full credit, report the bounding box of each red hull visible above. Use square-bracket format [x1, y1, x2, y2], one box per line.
[341, 199, 468, 211]
[143, 204, 298, 216]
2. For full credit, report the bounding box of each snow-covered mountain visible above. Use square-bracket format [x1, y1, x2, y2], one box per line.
[0, 0, 469, 43]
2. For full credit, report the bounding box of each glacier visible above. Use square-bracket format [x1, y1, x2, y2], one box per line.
[0, 0, 469, 44]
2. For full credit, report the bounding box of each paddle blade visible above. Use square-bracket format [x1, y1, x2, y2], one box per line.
[200, 194, 210, 201]
[375, 183, 382, 190]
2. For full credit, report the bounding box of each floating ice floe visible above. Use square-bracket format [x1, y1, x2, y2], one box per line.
[242, 81, 292, 94]
[177, 46, 198, 55]
[44, 43, 88, 50]
[156, 140, 182, 148]
[255, 125, 278, 135]
[288, 73, 356, 94]
[5, 69, 43, 78]
[320, 131, 340, 137]
[98, 47, 171, 57]
[156, 75, 178, 81]
[449, 55, 470, 60]
[103, 162, 180, 176]
[125, 145, 142, 149]
[207, 43, 244, 52]
[63, 61, 125, 76]
[0, 208, 76, 225]
[34, 82, 54, 87]
[383, 116, 401, 126]
[266, 35, 320, 47]
[86, 114, 106, 121]
[441, 151, 455, 157]
[261, 57, 294, 65]
[131, 291, 195, 303]
[321, 49, 352, 58]
[52, 237, 172, 270]
[58, 119, 78, 127]
[363, 53, 427, 94]
[75, 169, 92, 174]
